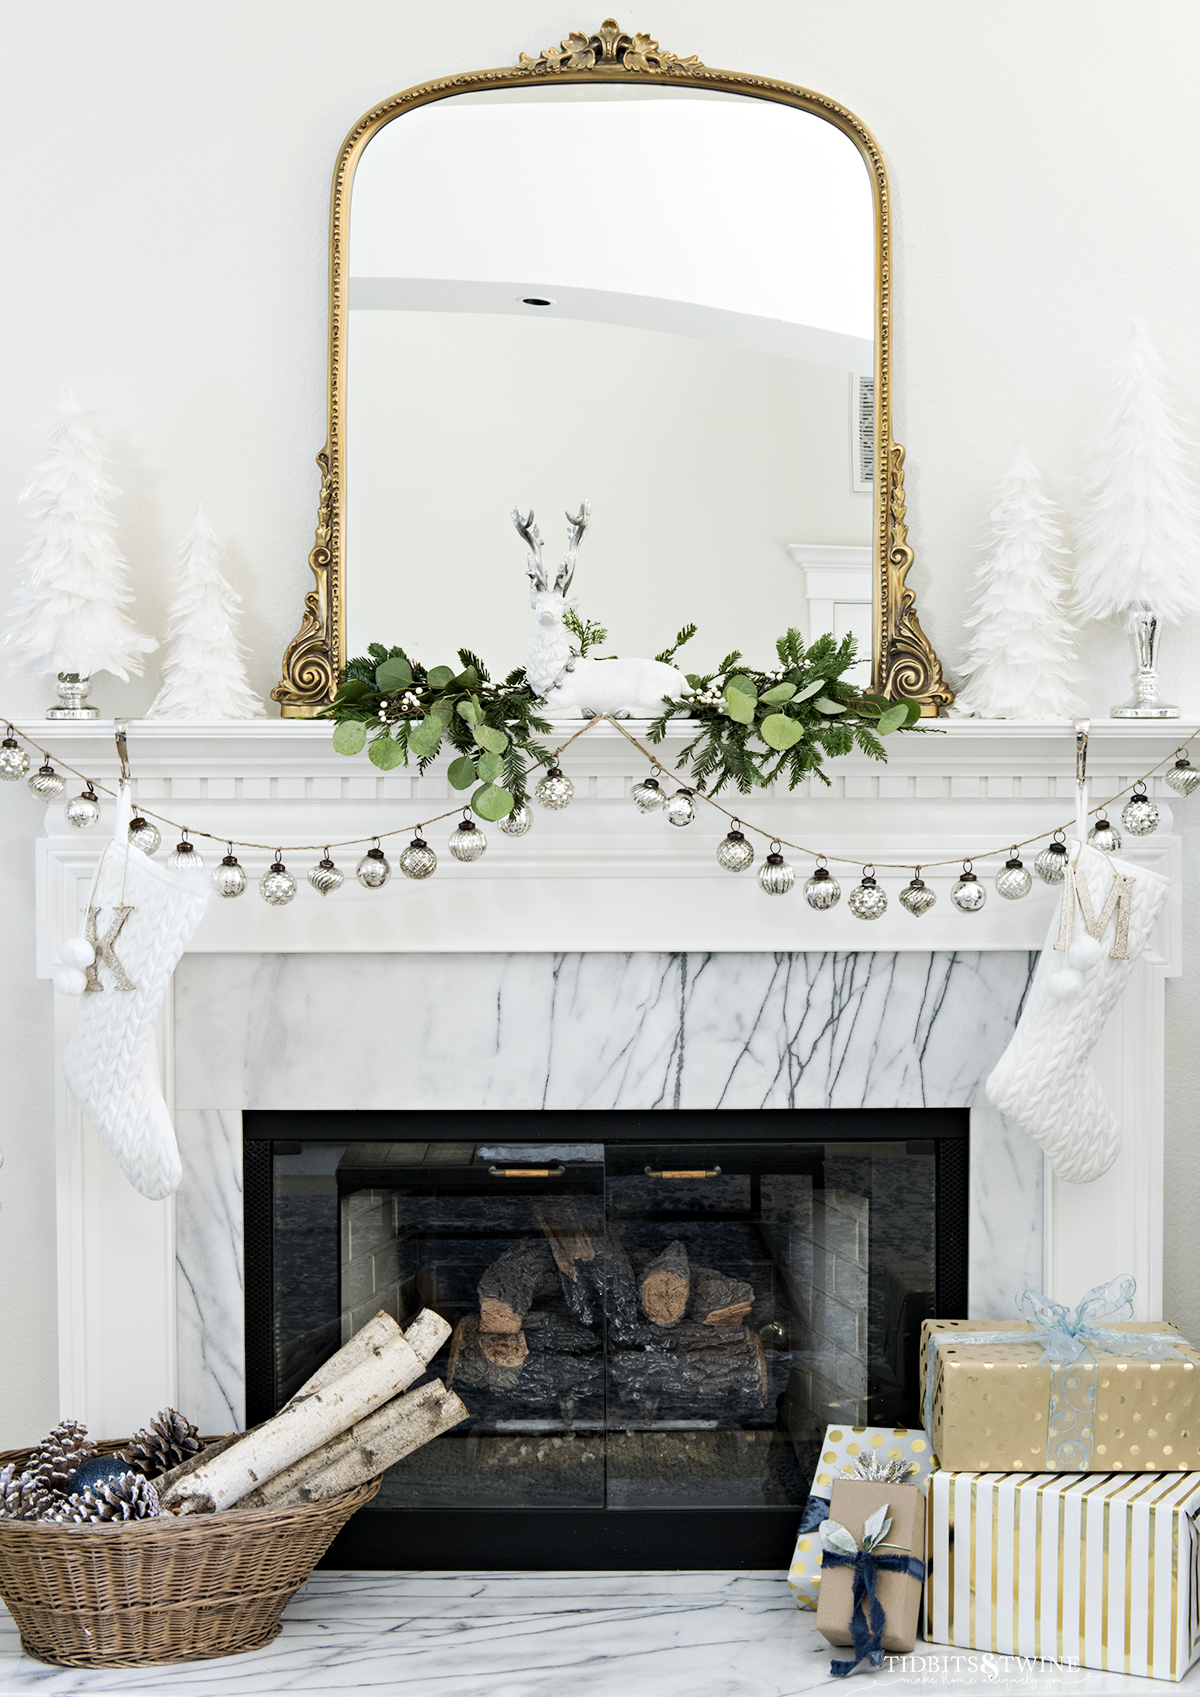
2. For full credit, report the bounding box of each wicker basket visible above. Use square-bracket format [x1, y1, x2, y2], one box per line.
[0, 1440, 380, 1668]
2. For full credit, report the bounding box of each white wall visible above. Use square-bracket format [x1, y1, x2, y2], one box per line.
[2, 0, 1199, 1441]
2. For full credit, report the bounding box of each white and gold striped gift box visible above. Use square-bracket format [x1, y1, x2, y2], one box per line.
[925, 1470, 1200, 1681]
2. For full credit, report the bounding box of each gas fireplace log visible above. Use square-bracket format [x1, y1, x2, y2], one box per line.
[162, 1308, 452, 1514]
[689, 1267, 755, 1328]
[477, 1242, 558, 1334]
[448, 1314, 526, 1391]
[449, 1311, 604, 1405]
[611, 1321, 768, 1408]
[599, 1234, 641, 1343]
[533, 1198, 599, 1326]
[639, 1241, 691, 1327]
[479, 1329, 529, 1368]
[284, 1312, 402, 1407]
[239, 1379, 467, 1508]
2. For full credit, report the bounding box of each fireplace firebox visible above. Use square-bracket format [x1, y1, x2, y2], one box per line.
[243, 1109, 967, 1568]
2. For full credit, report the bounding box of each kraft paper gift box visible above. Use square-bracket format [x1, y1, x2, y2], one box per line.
[925, 1469, 1200, 1682]
[921, 1316, 1200, 1473]
[815, 1478, 926, 1662]
[788, 1425, 936, 1611]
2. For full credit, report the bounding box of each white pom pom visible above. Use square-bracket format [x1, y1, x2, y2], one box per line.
[1048, 966, 1084, 1000]
[52, 964, 88, 996]
[59, 937, 95, 969]
[1067, 935, 1104, 971]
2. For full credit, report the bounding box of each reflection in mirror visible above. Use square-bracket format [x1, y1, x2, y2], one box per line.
[347, 85, 875, 685]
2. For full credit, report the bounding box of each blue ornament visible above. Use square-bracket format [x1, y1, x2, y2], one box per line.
[64, 1454, 144, 1497]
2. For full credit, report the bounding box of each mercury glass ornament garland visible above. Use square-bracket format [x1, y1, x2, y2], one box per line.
[65, 785, 101, 829]
[1121, 783, 1159, 836]
[848, 870, 887, 920]
[1166, 755, 1200, 797]
[899, 873, 936, 917]
[167, 835, 203, 872]
[1087, 816, 1122, 853]
[0, 731, 29, 780]
[28, 762, 64, 800]
[260, 856, 297, 905]
[951, 863, 987, 912]
[716, 827, 754, 871]
[400, 836, 437, 879]
[212, 852, 247, 898]
[805, 863, 840, 909]
[307, 855, 344, 896]
[356, 843, 391, 888]
[996, 853, 1033, 900]
[128, 814, 160, 855]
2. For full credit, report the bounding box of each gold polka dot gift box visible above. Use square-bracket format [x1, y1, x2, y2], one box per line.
[788, 1425, 936, 1611]
[925, 1469, 1200, 1682]
[921, 1313, 1200, 1474]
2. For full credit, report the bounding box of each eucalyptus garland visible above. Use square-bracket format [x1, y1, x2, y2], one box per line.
[322, 629, 923, 819]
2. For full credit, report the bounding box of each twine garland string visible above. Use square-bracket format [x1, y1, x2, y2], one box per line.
[2, 712, 1197, 874]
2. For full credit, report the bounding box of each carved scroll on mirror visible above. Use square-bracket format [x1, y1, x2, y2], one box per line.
[274, 22, 949, 716]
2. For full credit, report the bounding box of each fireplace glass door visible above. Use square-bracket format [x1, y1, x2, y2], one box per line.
[265, 1134, 941, 1515]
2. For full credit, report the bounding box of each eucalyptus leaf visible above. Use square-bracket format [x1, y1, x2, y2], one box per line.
[447, 755, 478, 791]
[815, 697, 846, 715]
[453, 665, 478, 688]
[877, 703, 909, 735]
[474, 724, 508, 755]
[368, 734, 406, 771]
[793, 677, 827, 703]
[334, 678, 371, 703]
[760, 712, 804, 750]
[759, 682, 797, 705]
[407, 716, 443, 758]
[427, 665, 455, 689]
[331, 719, 367, 756]
[476, 749, 504, 782]
[472, 781, 514, 821]
[374, 658, 412, 692]
[861, 1505, 893, 1552]
[821, 1520, 861, 1558]
[456, 698, 481, 725]
[725, 689, 757, 725]
[904, 698, 924, 726]
[726, 675, 755, 699]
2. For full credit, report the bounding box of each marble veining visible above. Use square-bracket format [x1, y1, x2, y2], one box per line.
[175, 1110, 245, 1433]
[1, 1572, 1186, 1693]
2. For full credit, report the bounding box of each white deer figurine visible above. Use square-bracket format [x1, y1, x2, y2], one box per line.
[512, 501, 691, 718]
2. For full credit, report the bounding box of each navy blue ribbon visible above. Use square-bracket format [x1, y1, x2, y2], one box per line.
[821, 1547, 926, 1679]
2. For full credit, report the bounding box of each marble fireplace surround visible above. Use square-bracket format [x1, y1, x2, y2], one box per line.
[29, 718, 1185, 1440]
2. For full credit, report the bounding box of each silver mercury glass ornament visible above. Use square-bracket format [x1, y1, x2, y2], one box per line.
[1034, 834, 1070, 884]
[535, 766, 574, 810]
[167, 835, 204, 871]
[307, 853, 344, 896]
[716, 826, 754, 872]
[212, 851, 247, 898]
[356, 841, 392, 887]
[1121, 782, 1159, 836]
[757, 844, 795, 896]
[995, 851, 1033, 900]
[400, 835, 437, 879]
[631, 774, 665, 813]
[65, 784, 102, 830]
[1087, 816, 1122, 853]
[498, 803, 532, 838]
[128, 814, 161, 856]
[804, 862, 841, 910]
[1166, 754, 1200, 798]
[848, 868, 888, 920]
[665, 787, 696, 828]
[899, 871, 937, 917]
[0, 730, 29, 781]
[951, 862, 987, 912]
[28, 762, 65, 800]
[449, 818, 487, 862]
[260, 854, 297, 906]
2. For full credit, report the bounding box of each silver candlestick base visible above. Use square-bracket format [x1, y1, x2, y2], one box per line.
[46, 673, 100, 720]
[1110, 609, 1179, 718]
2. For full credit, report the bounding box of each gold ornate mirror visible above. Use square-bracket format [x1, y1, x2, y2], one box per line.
[274, 20, 949, 715]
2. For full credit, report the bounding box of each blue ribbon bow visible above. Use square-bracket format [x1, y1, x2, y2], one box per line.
[821, 1546, 926, 1678]
[1015, 1275, 1179, 1366]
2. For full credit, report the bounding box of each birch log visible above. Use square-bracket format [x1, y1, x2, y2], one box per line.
[271, 1381, 467, 1507]
[284, 1312, 401, 1407]
[162, 1308, 451, 1513]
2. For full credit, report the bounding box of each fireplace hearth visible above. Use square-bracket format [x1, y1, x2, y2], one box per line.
[243, 1108, 967, 1568]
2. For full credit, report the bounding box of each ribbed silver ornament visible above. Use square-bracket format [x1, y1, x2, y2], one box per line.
[260, 859, 297, 905]
[535, 767, 574, 810]
[168, 838, 204, 871]
[1121, 787, 1159, 836]
[1087, 817, 1122, 853]
[498, 804, 532, 838]
[848, 873, 887, 920]
[804, 866, 840, 909]
[631, 776, 665, 813]
[449, 821, 487, 862]
[716, 829, 754, 871]
[757, 848, 795, 895]
[212, 855, 247, 898]
[1166, 757, 1200, 798]
[0, 735, 29, 780]
[307, 857, 344, 896]
[65, 787, 101, 830]
[28, 763, 65, 800]
[128, 815, 161, 856]
[899, 876, 936, 917]
[400, 837, 437, 878]
[995, 856, 1032, 900]
[356, 845, 392, 887]
[1034, 839, 1069, 884]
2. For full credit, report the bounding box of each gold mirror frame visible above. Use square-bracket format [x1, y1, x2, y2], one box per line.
[274, 20, 950, 716]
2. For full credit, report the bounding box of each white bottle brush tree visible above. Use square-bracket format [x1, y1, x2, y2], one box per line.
[952, 443, 1085, 719]
[1075, 321, 1200, 711]
[6, 396, 156, 703]
[148, 507, 264, 719]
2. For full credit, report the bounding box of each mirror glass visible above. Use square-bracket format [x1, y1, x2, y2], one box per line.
[347, 85, 875, 682]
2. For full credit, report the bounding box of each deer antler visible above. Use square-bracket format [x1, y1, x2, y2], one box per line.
[511, 507, 548, 590]
[555, 500, 591, 595]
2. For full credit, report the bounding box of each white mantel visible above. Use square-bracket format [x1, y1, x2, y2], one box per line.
[27, 716, 1190, 1435]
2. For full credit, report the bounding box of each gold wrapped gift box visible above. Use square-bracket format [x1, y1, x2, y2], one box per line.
[921, 1318, 1200, 1474]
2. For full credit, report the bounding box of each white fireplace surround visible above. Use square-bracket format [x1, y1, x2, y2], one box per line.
[28, 716, 1187, 1439]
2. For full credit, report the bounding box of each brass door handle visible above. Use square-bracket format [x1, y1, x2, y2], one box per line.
[643, 1166, 721, 1179]
[488, 1165, 566, 1178]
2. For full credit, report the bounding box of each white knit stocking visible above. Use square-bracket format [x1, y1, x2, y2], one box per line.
[62, 796, 209, 1200]
[986, 842, 1169, 1184]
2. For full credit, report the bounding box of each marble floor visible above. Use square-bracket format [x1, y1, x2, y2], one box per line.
[2, 1572, 1197, 1696]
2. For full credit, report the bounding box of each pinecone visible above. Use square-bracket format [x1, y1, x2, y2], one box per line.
[122, 1408, 201, 1480]
[58, 1471, 161, 1524]
[27, 1419, 96, 1495]
[0, 1462, 60, 1521]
